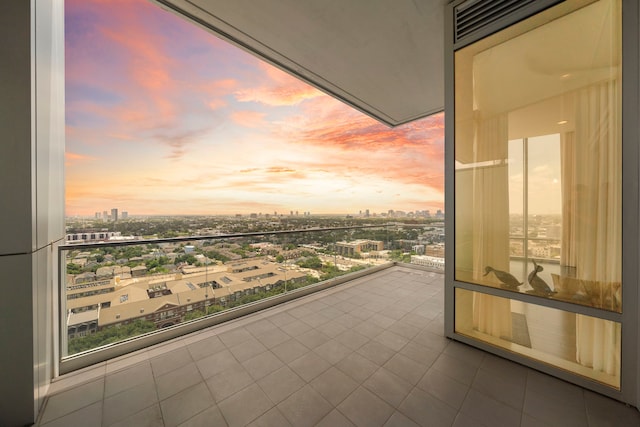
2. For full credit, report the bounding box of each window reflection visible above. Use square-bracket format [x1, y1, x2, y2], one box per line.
[454, 0, 621, 312]
[455, 289, 621, 388]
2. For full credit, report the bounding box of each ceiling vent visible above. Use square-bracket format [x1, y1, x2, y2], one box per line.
[454, 0, 537, 43]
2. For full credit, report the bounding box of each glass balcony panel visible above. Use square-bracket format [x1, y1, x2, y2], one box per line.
[62, 226, 392, 357]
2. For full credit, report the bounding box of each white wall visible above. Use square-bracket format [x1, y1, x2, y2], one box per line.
[0, 1, 65, 425]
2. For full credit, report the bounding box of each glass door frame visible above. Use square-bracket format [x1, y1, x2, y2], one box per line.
[444, 0, 639, 405]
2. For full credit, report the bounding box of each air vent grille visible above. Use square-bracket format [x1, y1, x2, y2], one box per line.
[454, 0, 537, 43]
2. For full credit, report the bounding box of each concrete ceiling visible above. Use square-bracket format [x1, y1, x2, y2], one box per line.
[152, 0, 446, 127]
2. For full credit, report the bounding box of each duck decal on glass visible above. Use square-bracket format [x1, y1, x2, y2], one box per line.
[527, 260, 556, 297]
[483, 266, 522, 291]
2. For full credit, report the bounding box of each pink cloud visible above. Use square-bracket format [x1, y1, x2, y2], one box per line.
[65, 152, 96, 167]
[235, 62, 323, 106]
[65, 0, 445, 215]
[202, 79, 237, 110]
[66, 0, 245, 160]
[208, 99, 227, 110]
[271, 95, 445, 191]
[230, 110, 267, 128]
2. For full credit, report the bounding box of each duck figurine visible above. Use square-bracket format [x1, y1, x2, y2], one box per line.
[484, 266, 521, 291]
[527, 260, 556, 296]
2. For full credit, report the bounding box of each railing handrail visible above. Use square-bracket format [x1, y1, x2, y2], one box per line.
[59, 223, 421, 250]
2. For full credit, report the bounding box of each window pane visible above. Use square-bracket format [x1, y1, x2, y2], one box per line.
[454, 0, 621, 312]
[455, 288, 621, 389]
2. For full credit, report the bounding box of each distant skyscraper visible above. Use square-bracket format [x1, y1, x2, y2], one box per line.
[95, 212, 100, 219]
[111, 208, 118, 221]
[121, 211, 128, 219]
[103, 210, 108, 219]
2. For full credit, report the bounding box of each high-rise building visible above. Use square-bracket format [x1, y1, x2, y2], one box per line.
[111, 208, 118, 221]
[121, 211, 128, 219]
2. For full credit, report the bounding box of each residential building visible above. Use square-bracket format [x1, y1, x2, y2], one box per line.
[411, 255, 445, 270]
[334, 239, 384, 257]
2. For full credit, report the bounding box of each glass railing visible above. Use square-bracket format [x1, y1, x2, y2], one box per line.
[59, 223, 444, 367]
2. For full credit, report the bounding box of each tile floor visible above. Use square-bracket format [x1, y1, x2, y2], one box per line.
[35, 266, 640, 427]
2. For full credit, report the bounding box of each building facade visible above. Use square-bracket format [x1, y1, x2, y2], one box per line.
[445, 0, 640, 405]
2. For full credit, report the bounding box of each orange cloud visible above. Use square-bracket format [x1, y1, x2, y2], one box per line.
[266, 167, 295, 173]
[230, 110, 267, 128]
[235, 62, 323, 106]
[208, 99, 227, 110]
[65, 0, 445, 215]
[271, 97, 445, 191]
[153, 128, 212, 160]
[226, 167, 308, 188]
[203, 79, 237, 110]
[65, 152, 96, 167]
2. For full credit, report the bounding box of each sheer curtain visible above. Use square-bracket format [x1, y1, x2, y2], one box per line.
[561, 80, 621, 376]
[471, 113, 512, 339]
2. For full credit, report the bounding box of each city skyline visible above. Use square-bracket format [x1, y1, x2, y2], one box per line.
[74, 209, 443, 220]
[65, 0, 444, 216]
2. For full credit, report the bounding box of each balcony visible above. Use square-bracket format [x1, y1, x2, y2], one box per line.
[37, 265, 639, 426]
[59, 225, 441, 371]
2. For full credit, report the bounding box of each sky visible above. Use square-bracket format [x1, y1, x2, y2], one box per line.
[508, 135, 562, 215]
[65, 0, 445, 216]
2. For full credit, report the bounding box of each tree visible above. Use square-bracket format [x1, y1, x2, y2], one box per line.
[68, 319, 156, 354]
[206, 250, 230, 263]
[184, 310, 205, 321]
[297, 256, 322, 269]
[66, 263, 82, 275]
[176, 254, 197, 264]
[207, 305, 225, 315]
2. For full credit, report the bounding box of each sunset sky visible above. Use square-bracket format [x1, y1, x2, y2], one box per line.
[65, 0, 444, 216]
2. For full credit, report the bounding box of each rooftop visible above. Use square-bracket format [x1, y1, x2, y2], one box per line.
[37, 266, 639, 426]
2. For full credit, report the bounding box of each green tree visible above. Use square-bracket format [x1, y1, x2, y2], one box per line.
[66, 263, 82, 275]
[207, 305, 225, 315]
[68, 319, 156, 354]
[297, 256, 322, 269]
[205, 250, 230, 263]
[176, 254, 197, 264]
[184, 310, 205, 321]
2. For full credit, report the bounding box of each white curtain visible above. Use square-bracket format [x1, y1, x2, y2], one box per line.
[561, 80, 621, 376]
[470, 113, 512, 340]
